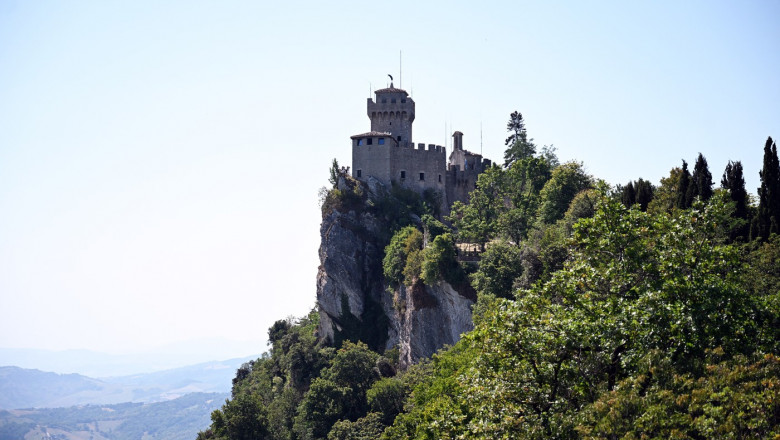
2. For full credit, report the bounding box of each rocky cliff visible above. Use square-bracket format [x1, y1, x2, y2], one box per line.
[316, 176, 474, 368]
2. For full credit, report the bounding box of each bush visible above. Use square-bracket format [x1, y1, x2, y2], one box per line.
[420, 233, 458, 285]
[383, 226, 423, 287]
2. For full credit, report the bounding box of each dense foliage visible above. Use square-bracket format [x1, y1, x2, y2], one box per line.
[202, 116, 780, 439]
[384, 192, 779, 439]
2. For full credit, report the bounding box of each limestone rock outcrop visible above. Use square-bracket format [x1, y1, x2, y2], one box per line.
[316, 176, 474, 368]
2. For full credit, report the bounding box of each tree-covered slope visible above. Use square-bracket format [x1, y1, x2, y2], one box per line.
[198, 120, 780, 439]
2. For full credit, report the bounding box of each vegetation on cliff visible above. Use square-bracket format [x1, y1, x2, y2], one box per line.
[199, 119, 780, 438]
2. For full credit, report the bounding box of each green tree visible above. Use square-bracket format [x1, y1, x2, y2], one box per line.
[676, 159, 692, 209]
[420, 214, 447, 243]
[721, 160, 751, 242]
[620, 181, 636, 208]
[505, 110, 525, 146]
[503, 111, 536, 167]
[268, 318, 292, 347]
[578, 351, 780, 440]
[328, 412, 385, 440]
[382, 342, 474, 440]
[648, 167, 681, 214]
[470, 240, 524, 299]
[295, 341, 380, 439]
[634, 178, 654, 211]
[329, 158, 340, 188]
[499, 156, 553, 242]
[535, 161, 592, 225]
[754, 136, 780, 240]
[740, 234, 780, 352]
[447, 165, 505, 248]
[420, 233, 459, 285]
[383, 226, 424, 287]
[688, 152, 714, 203]
[210, 393, 268, 440]
[367, 378, 406, 425]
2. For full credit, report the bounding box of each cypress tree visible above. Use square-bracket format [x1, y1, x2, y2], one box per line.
[676, 160, 691, 209]
[635, 178, 654, 212]
[755, 136, 780, 240]
[689, 153, 713, 202]
[721, 160, 750, 242]
[621, 181, 636, 208]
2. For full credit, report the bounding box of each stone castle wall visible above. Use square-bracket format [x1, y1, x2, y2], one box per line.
[352, 137, 447, 195]
[445, 157, 492, 211]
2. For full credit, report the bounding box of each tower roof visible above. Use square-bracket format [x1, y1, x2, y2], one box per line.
[375, 84, 408, 95]
[350, 131, 392, 139]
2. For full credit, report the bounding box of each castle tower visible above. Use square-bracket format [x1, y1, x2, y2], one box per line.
[367, 82, 415, 147]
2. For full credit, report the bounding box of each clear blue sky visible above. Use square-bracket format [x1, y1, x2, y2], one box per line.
[1, 1, 778, 362]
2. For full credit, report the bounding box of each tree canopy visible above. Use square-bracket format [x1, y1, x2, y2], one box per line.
[200, 125, 780, 440]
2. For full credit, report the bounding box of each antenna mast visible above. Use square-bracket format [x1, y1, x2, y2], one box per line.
[400, 50, 403, 89]
[480, 120, 483, 155]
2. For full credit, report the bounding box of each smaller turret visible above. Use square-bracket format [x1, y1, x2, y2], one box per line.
[452, 131, 463, 151]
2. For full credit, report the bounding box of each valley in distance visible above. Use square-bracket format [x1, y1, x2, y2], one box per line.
[0, 343, 262, 440]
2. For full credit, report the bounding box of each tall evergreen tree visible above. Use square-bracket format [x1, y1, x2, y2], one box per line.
[634, 178, 654, 212]
[503, 111, 536, 167]
[676, 160, 691, 209]
[505, 111, 525, 146]
[721, 160, 750, 242]
[754, 136, 780, 240]
[689, 153, 714, 202]
[621, 181, 636, 208]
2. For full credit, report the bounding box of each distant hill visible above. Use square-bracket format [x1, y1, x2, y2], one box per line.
[0, 392, 228, 440]
[0, 340, 264, 377]
[0, 357, 255, 409]
[0, 366, 106, 409]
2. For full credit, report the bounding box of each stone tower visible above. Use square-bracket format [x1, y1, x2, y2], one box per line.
[367, 83, 415, 147]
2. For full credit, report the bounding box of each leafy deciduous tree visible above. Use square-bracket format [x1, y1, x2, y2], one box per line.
[535, 161, 592, 225]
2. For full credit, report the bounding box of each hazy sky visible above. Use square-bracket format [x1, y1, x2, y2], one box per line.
[1, 1, 779, 361]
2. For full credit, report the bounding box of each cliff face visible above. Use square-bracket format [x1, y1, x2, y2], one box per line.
[316, 177, 474, 368]
[393, 282, 474, 368]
